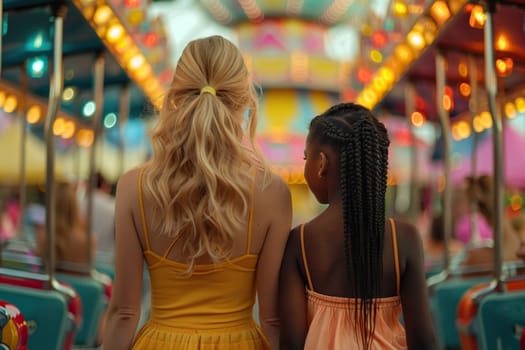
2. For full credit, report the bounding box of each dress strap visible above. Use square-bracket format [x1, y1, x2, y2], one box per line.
[138, 168, 151, 251]
[389, 218, 400, 296]
[245, 168, 256, 255]
[300, 224, 314, 291]
[161, 235, 182, 259]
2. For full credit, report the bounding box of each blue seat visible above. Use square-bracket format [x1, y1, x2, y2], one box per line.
[94, 262, 114, 280]
[474, 289, 525, 350]
[430, 276, 491, 349]
[0, 272, 79, 350]
[57, 272, 111, 347]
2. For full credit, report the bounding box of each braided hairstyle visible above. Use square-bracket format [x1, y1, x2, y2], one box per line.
[308, 102, 390, 349]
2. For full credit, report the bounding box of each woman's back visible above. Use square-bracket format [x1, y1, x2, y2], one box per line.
[104, 35, 292, 350]
[121, 166, 291, 349]
[137, 167, 284, 267]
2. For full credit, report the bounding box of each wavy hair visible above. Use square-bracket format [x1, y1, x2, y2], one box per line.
[308, 103, 390, 350]
[143, 36, 266, 272]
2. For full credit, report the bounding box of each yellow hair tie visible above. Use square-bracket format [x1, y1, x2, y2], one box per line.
[200, 86, 216, 96]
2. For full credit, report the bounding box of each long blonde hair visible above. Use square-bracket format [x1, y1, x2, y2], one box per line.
[143, 35, 266, 270]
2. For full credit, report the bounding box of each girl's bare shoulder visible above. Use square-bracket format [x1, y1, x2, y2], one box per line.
[392, 219, 425, 261]
[392, 219, 421, 240]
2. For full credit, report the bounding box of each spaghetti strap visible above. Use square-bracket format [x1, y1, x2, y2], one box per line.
[389, 218, 400, 296]
[138, 168, 151, 251]
[300, 224, 314, 291]
[162, 236, 181, 259]
[245, 168, 256, 255]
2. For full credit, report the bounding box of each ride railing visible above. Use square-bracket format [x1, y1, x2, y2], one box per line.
[427, 259, 525, 350]
[1, 247, 112, 348]
[457, 274, 525, 350]
[0, 266, 81, 350]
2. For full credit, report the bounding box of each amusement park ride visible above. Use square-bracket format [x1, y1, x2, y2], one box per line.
[0, 0, 524, 349]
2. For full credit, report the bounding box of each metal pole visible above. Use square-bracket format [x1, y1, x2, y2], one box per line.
[17, 64, 28, 240]
[405, 80, 419, 223]
[436, 50, 452, 274]
[118, 84, 130, 175]
[468, 55, 480, 246]
[0, 0, 3, 76]
[483, 4, 504, 285]
[85, 52, 105, 273]
[44, 4, 66, 288]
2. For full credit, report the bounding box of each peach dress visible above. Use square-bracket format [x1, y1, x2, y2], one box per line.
[132, 171, 269, 350]
[300, 219, 407, 349]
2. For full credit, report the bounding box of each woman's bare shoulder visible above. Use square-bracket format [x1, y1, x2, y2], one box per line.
[256, 170, 291, 198]
[115, 166, 145, 200]
[117, 167, 142, 195]
[117, 166, 143, 187]
[254, 170, 292, 228]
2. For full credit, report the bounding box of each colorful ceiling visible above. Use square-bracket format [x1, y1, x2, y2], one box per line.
[199, 0, 371, 25]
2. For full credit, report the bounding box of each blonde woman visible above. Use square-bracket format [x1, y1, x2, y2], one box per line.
[104, 36, 292, 350]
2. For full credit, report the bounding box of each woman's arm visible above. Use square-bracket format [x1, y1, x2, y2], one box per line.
[278, 227, 308, 350]
[255, 175, 292, 349]
[399, 222, 439, 350]
[103, 170, 144, 350]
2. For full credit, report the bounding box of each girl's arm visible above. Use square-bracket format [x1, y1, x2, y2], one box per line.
[255, 175, 292, 349]
[399, 222, 439, 350]
[103, 170, 144, 350]
[278, 227, 308, 350]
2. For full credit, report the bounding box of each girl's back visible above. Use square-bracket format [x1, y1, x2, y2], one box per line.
[301, 215, 401, 299]
[285, 214, 425, 349]
[279, 102, 437, 350]
[282, 215, 435, 350]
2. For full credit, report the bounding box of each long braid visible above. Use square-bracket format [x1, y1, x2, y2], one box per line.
[310, 103, 390, 350]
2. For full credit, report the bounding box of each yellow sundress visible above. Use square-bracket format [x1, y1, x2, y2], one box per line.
[132, 171, 270, 349]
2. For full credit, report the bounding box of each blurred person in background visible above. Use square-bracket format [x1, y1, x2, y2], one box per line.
[424, 214, 464, 271]
[34, 181, 97, 271]
[81, 171, 116, 263]
[459, 175, 522, 272]
[512, 215, 525, 261]
[0, 192, 20, 243]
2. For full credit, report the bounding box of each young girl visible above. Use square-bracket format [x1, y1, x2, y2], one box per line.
[279, 103, 438, 350]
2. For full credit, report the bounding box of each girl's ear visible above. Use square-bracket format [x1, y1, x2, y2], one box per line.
[318, 152, 328, 178]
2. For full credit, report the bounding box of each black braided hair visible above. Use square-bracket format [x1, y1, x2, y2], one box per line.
[309, 103, 390, 350]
